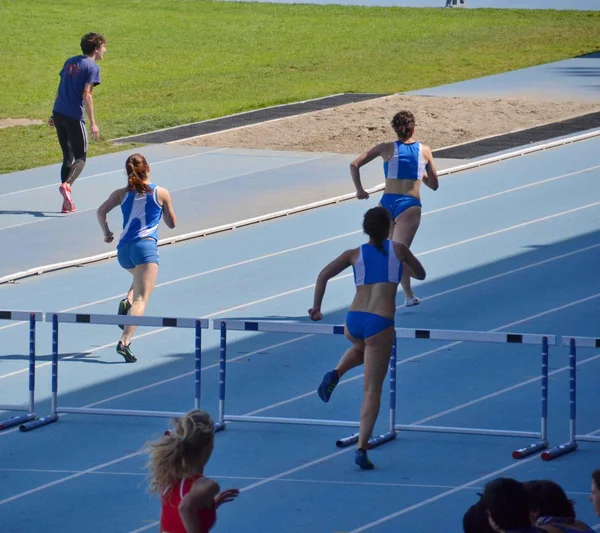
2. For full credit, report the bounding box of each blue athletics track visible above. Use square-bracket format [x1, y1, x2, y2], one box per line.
[1, 62, 600, 533]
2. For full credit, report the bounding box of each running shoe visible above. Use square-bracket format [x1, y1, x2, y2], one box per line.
[116, 341, 137, 363]
[59, 182, 75, 213]
[405, 295, 420, 307]
[355, 448, 375, 470]
[117, 298, 131, 330]
[317, 369, 339, 403]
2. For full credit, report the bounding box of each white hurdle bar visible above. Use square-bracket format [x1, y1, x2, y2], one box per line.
[541, 336, 600, 461]
[20, 312, 212, 432]
[0, 311, 45, 431]
[213, 320, 555, 458]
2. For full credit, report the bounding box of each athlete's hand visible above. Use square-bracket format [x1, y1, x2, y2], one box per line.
[215, 489, 239, 508]
[48, 117, 55, 128]
[104, 231, 114, 243]
[356, 189, 369, 200]
[90, 123, 100, 140]
[308, 307, 323, 321]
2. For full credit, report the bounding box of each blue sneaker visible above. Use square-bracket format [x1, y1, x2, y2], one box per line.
[317, 370, 339, 403]
[355, 448, 374, 470]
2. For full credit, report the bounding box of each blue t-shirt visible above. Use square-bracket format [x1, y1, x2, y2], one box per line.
[52, 55, 100, 122]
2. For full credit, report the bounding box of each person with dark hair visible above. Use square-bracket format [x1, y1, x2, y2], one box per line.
[49, 32, 107, 213]
[481, 478, 542, 533]
[309, 206, 426, 469]
[463, 499, 496, 533]
[146, 409, 239, 533]
[590, 470, 600, 517]
[525, 480, 594, 532]
[349, 110, 439, 307]
[96, 153, 177, 362]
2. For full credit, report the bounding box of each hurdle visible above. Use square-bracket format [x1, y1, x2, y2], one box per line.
[213, 320, 553, 457]
[541, 336, 600, 461]
[20, 312, 212, 432]
[0, 311, 48, 431]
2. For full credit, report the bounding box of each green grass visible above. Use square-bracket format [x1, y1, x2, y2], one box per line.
[1, 0, 599, 174]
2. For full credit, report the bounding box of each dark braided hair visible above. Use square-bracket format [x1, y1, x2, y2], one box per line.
[391, 110, 416, 141]
[363, 207, 391, 253]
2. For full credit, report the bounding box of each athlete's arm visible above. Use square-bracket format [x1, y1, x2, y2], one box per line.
[178, 477, 220, 533]
[350, 143, 393, 200]
[309, 249, 355, 320]
[48, 92, 58, 127]
[393, 242, 426, 280]
[82, 82, 100, 140]
[158, 187, 177, 229]
[421, 145, 439, 191]
[97, 189, 124, 242]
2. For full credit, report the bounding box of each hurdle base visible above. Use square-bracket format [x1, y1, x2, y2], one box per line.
[20, 414, 59, 432]
[512, 440, 548, 459]
[0, 413, 35, 431]
[214, 422, 226, 432]
[541, 441, 578, 461]
[336, 431, 397, 449]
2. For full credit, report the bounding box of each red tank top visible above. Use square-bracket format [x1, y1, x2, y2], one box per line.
[161, 475, 217, 533]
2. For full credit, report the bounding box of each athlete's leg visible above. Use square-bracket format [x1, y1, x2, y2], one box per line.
[355, 326, 395, 469]
[317, 326, 365, 403]
[392, 206, 421, 303]
[64, 117, 88, 186]
[53, 114, 74, 184]
[117, 263, 158, 362]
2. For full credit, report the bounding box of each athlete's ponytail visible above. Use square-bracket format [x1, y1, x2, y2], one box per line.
[125, 153, 151, 195]
[363, 207, 391, 254]
[145, 409, 215, 495]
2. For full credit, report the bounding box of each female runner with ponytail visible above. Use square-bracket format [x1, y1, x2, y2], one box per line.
[309, 207, 426, 470]
[350, 110, 439, 308]
[97, 153, 177, 363]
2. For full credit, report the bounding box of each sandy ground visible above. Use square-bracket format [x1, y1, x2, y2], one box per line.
[0, 118, 44, 129]
[176, 95, 600, 154]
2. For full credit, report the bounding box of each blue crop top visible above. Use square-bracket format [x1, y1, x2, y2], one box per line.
[353, 240, 403, 286]
[383, 141, 426, 181]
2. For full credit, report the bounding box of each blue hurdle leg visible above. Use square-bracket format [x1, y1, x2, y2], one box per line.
[21, 314, 61, 432]
[20, 414, 59, 432]
[0, 413, 35, 431]
[541, 338, 578, 462]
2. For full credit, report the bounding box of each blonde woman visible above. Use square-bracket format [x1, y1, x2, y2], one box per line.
[146, 410, 239, 533]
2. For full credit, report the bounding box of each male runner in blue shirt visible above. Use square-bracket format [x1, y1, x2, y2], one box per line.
[49, 32, 106, 213]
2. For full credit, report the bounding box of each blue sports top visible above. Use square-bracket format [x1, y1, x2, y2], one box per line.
[383, 141, 426, 181]
[118, 184, 163, 247]
[353, 240, 403, 286]
[52, 55, 101, 122]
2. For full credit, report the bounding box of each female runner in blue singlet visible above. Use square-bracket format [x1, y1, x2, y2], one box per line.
[97, 153, 177, 363]
[309, 206, 426, 470]
[350, 110, 438, 307]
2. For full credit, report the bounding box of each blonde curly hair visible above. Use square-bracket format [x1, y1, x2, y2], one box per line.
[146, 409, 215, 495]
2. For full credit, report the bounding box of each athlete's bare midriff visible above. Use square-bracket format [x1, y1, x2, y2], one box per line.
[383, 177, 421, 199]
[348, 283, 398, 319]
